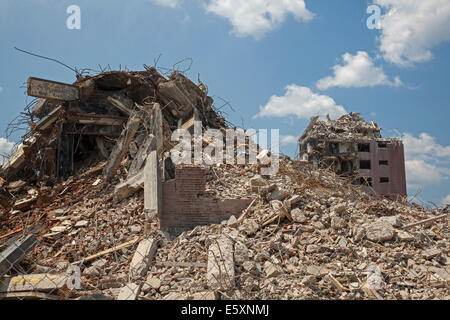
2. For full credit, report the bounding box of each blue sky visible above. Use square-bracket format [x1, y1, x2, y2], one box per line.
[0, 0, 449, 206]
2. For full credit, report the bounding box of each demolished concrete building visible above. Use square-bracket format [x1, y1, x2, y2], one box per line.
[298, 113, 407, 198]
[0, 68, 448, 301]
[0, 68, 255, 234]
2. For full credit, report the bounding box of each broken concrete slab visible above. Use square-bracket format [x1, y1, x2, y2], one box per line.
[269, 186, 290, 201]
[113, 169, 145, 202]
[103, 112, 141, 181]
[117, 283, 141, 300]
[331, 216, 347, 230]
[283, 194, 302, 210]
[145, 276, 161, 291]
[27, 77, 79, 101]
[397, 230, 414, 242]
[365, 221, 395, 242]
[264, 261, 283, 278]
[207, 236, 235, 291]
[128, 134, 156, 177]
[422, 248, 441, 260]
[249, 175, 268, 192]
[106, 95, 135, 116]
[129, 238, 158, 280]
[0, 273, 67, 293]
[380, 215, 403, 228]
[0, 235, 37, 278]
[291, 208, 307, 224]
[306, 265, 332, 278]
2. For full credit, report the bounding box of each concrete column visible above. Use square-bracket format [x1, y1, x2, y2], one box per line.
[144, 150, 162, 218]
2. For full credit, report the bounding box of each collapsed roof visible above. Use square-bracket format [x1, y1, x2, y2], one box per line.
[299, 113, 402, 144]
[0, 67, 226, 184]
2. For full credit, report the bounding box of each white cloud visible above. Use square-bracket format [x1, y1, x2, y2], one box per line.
[401, 132, 450, 186]
[205, 0, 314, 39]
[0, 87, 3, 93]
[255, 85, 347, 120]
[151, 0, 181, 8]
[0, 138, 15, 165]
[442, 194, 450, 205]
[402, 132, 450, 159]
[375, 0, 450, 66]
[149, 0, 314, 38]
[280, 135, 298, 145]
[405, 159, 450, 186]
[316, 51, 402, 90]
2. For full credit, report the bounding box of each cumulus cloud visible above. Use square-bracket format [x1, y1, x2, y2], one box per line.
[151, 0, 181, 8]
[205, 0, 314, 39]
[316, 51, 402, 90]
[149, 0, 314, 38]
[255, 85, 347, 120]
[401, 132, 450, 187]
[405, 160, 450, 186]
[375, 0, 450, 66]
[0, 138, 15, 165]
[402, 132, 450, 159]
[280, 135, 298, 146]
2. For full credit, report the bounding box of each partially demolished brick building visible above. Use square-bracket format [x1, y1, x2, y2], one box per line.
[298, 113, 407, 198]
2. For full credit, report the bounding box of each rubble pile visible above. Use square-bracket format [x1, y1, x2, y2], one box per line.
[0, 68, 448, 300]
[299, 113, 391, 142]
[0, 67, 224, 185]
[151, 162, 449, 300]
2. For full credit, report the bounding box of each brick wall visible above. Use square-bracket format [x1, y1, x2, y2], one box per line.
[358, 141, 407, 197]
[161, 166, 252, 234]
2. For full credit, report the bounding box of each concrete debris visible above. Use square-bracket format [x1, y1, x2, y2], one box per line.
[264, 261, 283, 278]
[0, 67, 448, 301]
[129, 238, 158, 280]
[206, 236, 235, 291]
[365, 221, 395, 242]
[291, 209, 307, 224]
[117, 283, 141, 300]
[0, 235, 37, 278]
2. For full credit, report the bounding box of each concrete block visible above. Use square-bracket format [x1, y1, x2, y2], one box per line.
[207, 236, 235, 291]
[129, 238, 158, 280]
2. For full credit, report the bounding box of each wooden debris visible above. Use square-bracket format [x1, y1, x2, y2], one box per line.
[72, 237, 140, 265]
[402, 214, 448, 229]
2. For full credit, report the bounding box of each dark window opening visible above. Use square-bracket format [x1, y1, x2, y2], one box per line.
[379, 160, 389, 166]
[341, 160, 353, 173]
[378, 142, 387, 148]
[360, 160, 371, 170]
[358, 143, 370, 152]
[359, 177, 373, 187]
[380, 177, 390, 183]
[328, 142, 339, 155]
